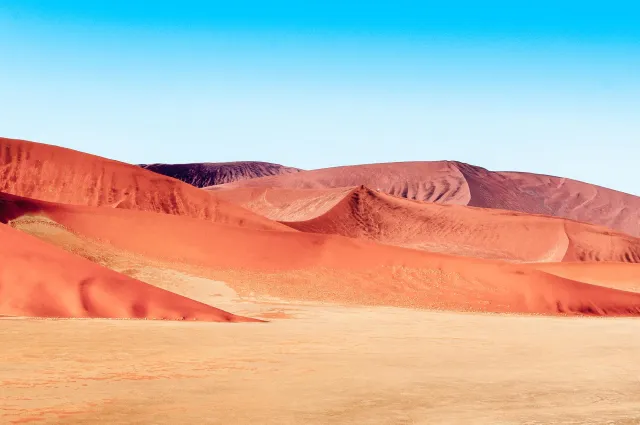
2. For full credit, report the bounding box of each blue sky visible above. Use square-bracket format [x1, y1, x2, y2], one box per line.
[1, 1, 639, 194]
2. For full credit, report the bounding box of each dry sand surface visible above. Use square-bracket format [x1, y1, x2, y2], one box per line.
[0, 222, 252, 322]
[214, 185, 640, 262]
[3, 137, 640, 424]
[3, 307, 640, 425]
[210, 161, 640, 237]
[0, 137, 288, 231]
[5, 193, 640, 316]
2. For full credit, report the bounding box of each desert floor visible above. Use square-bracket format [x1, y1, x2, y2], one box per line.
[3, 296, 640, 425]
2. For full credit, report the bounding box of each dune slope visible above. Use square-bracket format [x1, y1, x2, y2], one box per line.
[140, 161, 302, 187]
[274, 186, 640, 263]
[210, 161, 640, 236]
[4, 192, 640, 317]
[0, 137, 289, 231]
[0, 222, 254, 321]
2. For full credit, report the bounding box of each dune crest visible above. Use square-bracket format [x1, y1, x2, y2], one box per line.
[4, 191, 640, 317]
[215, 185, 640, 263]
[140, 161, 302, 187]
[0, 137, 289, 231]
[211, 161, 640, 236]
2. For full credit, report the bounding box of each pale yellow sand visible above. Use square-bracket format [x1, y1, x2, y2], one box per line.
[2, 305, 640, 425]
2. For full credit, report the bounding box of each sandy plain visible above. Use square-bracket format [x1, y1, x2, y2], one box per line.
[3, 302, 640, 425]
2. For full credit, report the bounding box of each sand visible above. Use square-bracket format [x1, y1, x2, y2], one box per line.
[0, 137, 289, 231]
[3, 191, 640, 316]
[215, 185, 640, 262]
[0, 222, 254, 322]
[3, 306, 640, 425]
[210, 160, 640, 237]
[3, 136, 640, 424]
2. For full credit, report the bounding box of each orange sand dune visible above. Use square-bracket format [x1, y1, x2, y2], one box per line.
[4, 192, 640, 316]
[210, 161, 640, 237]
[0, 137, 289, 231]
[0, 222, 254, 321]
[215, 185, 640, 263]
[140, 161, 302, 187]
[526, 262, 640, 293]
[210, 161, 472, 204]
[213, 186, 354, 221]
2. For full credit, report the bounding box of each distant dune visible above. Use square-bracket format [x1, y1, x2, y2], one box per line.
[140, 161, 302, 187]
[3, 136, 640, 319]
[215, 186, 640, 263]
[4, 191, 640, 316]
[0, 137, 290, 231]
[209, 161, 640, 237]
[0, 221, 255, 321]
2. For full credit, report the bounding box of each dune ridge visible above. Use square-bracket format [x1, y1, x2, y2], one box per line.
[4, 191, 640, 317]
[0, 137, 289, 231]
[215, 185, 640, 263]
[140, 161, 302, 187]
[0, 221, 255, 322]
[210, 161, 640, 237]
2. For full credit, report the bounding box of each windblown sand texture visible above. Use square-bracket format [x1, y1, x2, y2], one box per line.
[210, 161, 640, 236]
[3, 137, 640, 424]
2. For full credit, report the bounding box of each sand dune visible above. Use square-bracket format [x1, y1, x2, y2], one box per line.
[4, 192, 640, 316]
[210, 161, 640, 236]
[525, 262, 640, 293]
[210, 161, 472, 204]
[0, 137, 289, 231]
[140, 161, 302, 187]
[213, 186, 354, 221]
[0, 221, 254, 321]
[215, 185, 640, 263]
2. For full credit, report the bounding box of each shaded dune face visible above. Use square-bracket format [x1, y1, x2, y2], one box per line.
[212, 161, 640, 237]
[215, 186, 640, 263]
[4, 192, 640, 317]
[0, 222, 257, 322]
[0, 137, 290, 232]
[140, 161, 302, 188]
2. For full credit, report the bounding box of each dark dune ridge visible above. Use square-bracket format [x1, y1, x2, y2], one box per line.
[140, 161, 302, 187]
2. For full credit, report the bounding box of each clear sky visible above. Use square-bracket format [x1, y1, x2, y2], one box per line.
[1, 1, 639, 194]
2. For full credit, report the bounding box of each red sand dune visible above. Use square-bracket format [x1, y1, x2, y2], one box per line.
[212, 186, 354, 221]
[524, 262, 640, 293]
[0, 222, 255, 321]
[140, 161, 302, 187]
[4, 192, 640, 317]
[214, 185, 640, 263]
[0, 137, 289, 231]
[209, 161, 640, 237]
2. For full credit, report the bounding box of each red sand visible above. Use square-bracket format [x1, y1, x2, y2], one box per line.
[0, 222, 255, 322]
[215, 186, 640, 263]
[0, 137, 290, 231]
[524, 262, 640, 293]
[210, 161, 640, 237]
[140, 161, 302, 187]
[4, 192, 640, 316]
